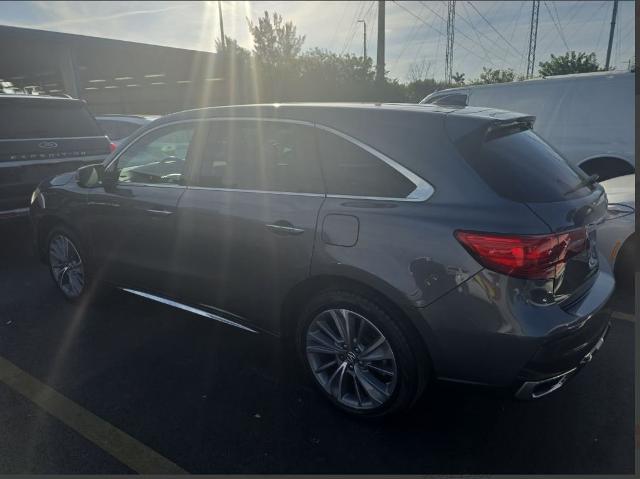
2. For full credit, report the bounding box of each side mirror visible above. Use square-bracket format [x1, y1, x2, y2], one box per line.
[77, 164, 103, 188]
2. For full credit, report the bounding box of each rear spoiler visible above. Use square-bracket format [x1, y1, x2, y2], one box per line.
[445, 111, 536, 145]
[485, 116, 535, 141]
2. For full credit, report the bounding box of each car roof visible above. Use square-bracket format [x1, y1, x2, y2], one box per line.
[156, 102, 530, 126]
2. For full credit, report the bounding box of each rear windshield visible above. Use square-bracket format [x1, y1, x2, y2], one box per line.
[0, 100, 102, 139]
[462, 128, 592, 203]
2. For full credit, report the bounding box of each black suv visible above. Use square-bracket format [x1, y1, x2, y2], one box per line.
[0, 94, 112, 219]
[30, 104, 613, 417]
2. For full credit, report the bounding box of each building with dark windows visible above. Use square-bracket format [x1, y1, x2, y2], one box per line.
[0, 25, 251, 114]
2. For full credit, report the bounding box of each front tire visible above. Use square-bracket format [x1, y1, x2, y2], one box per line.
[296, 290, 425, 417]
[47, 227, 89, 302]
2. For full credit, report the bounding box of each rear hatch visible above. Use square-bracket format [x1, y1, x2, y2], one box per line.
[0, 96, 110, 210]
[449, 111, 607, 302]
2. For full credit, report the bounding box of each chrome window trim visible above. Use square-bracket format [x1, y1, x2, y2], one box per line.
[186, 186, 324, 197]
[107, 116, 434, 202]
[121, 288, 258, 334]
[117, 182, 185, 189]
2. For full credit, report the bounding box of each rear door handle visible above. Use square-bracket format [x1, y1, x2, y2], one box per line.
[265, 222, 305, 235]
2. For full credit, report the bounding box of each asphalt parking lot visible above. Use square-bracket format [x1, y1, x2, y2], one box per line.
[0, 218, 635, 474]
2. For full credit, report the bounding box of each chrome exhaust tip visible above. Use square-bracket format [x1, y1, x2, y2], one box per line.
[515, 368, 577, 400]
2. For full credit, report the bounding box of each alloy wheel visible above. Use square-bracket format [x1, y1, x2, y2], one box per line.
[49, 234, 85, 298]
[305, 308, 398, 410]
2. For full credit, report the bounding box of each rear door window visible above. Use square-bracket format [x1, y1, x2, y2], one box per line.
[0, 100, 102, 139]
[462, 128, 592, 202]
[191, 120, 323, 194]
[316, 129, 416, 198]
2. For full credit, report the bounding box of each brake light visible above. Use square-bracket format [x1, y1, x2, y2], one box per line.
[109, 141, 117, 153]
[455, 228, 588, 280]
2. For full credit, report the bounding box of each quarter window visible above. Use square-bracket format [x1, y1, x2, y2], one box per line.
[191, 121, 323, 194]
[115, 125, 194, 184]
[316, 130, 416, 198]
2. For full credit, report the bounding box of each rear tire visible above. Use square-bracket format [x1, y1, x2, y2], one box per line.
[296, 290, 426, 418]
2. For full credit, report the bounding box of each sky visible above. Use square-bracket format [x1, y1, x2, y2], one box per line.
[1, 1, 635, 81]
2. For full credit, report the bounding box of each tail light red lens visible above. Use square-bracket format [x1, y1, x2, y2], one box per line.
[455, 228, 588, 280]
[109, 141, 117, 153]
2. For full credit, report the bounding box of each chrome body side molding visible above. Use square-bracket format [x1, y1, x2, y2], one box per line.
[120, 288, 258, 334]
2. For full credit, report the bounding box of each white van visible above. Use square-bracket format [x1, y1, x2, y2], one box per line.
[420, 70, 635, 181]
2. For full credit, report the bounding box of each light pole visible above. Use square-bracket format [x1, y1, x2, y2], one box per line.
[357, 19, 367, 59]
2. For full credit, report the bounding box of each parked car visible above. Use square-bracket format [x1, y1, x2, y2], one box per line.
[0, 94, 114, 219]
[30, 103, 614, 417]
[95, 114, 159, 147]
[598, 174, 635, 289]
[420, 70, 635, 181]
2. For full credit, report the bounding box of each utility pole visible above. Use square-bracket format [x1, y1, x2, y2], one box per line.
[218, 0, 226, 50]
[376, 1, 385, 84]
[444, 1, 456, 85]
[357, 19, 367, 59]
[605, 0, 618, 70]
[526, 0, 540, 78]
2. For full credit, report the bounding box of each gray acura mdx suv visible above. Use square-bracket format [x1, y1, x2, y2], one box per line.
[30, 103, 614, 417]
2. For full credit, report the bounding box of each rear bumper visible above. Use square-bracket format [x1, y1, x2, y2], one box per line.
[415, 268, 615, 388]
[514, 320, 610, 399]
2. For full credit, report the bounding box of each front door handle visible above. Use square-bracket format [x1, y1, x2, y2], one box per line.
[145, 208, 173, 216]
[265, 222, 305, 235]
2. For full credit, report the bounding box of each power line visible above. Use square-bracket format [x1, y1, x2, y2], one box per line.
[393, 0, 501, 71]
[408, 2, 446, 79]
[414, 1, 505, 68]
[536, 0, 606, 58]
[457, 2, 518, 69]
[466, 1, 524, 59]
[509, 1, 526, 42]
[551, 1, 570, 51]
[423, 0, 512, 64]
[340, 1, 365, 54]
[390, 8, 424, 70]
[543, 1, 570, 52]
[328, 3, 350, 51]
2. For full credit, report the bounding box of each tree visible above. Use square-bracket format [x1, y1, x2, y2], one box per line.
[293, 48, 376, 101]
[247, 11, 306, 101]
[215, 35, 251, 62]
[538, 51, 601, 77]
[404, 78, 449, 103]
[452, 71, 465, 85]
[473, 67, 515, 84]
[248, 11, 305, 67]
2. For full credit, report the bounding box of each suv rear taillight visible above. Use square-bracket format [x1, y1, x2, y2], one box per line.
[455, 228, 589, 280]
[109, 141, 117, 153]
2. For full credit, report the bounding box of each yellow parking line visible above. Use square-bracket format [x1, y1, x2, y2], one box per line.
[0, 355, 187, 474]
